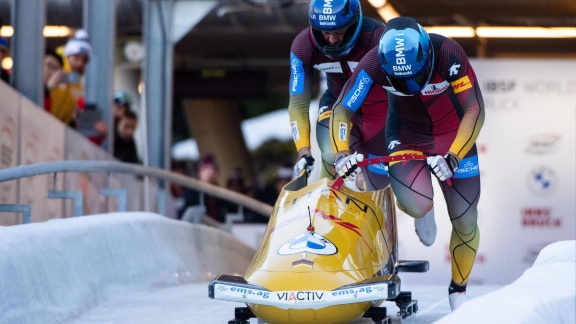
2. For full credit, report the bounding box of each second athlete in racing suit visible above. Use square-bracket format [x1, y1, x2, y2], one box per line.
[329, 17, 485, 311]
[289, 0, 389, 190]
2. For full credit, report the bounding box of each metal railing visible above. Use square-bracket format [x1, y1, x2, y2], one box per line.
[0, 160, 274, 228]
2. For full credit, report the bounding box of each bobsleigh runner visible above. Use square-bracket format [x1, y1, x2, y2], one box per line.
[209, 155, 429, 324]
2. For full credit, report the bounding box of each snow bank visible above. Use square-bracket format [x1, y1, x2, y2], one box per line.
[436, 240, 576, 323]
[0, 213, 255, 324]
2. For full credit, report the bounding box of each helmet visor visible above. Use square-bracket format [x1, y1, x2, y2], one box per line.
[386, 66, 430, 95]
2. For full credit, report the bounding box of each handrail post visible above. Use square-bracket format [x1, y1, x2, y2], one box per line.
[0, 204, 32, 224]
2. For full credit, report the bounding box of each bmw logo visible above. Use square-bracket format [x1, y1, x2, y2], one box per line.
[527, 166, 557, 196]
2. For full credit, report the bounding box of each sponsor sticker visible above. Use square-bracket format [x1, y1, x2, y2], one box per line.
[290, 53, 304, 94]
[453, 155, 480, 178]
[277, 291, 326, 305]
[421, 81, 450, 96]
[318, 14, 337, 27]
[343, 70, 373, 111]
[215, 282, 392, 309]
[448, 63, 460, 76]
[291, 121, 300, 141]
[367, 154, 388, 175]
[313, 62, 343, 73]
[227, 286, 271, 299]
[338, 122, 348, 141]
[451, 75, 472, 93]
[525, 134, 560, 154]
[278, 232, 337, 256]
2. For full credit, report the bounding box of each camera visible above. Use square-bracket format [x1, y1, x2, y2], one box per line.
[66, 72, 80, 83]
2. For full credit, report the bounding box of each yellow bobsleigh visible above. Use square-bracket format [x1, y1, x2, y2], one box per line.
[209, 173, 428, 324]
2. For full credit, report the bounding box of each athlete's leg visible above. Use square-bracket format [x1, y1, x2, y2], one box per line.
[438, 147, 481, 287]
[387, 150, 434, 218]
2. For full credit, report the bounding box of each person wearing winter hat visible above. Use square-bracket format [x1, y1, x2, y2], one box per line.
[47, 29, 107, 146]
[48, 29, 92, 125]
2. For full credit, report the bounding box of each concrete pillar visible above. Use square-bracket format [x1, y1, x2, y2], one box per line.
[183, 99, 254, 188]
[11, 0, 45, 106]
[83, 0, 116, 151]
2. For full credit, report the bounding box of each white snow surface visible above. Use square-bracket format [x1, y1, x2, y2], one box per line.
[0, 212, 574, 324]
[437, 240, 576, 324]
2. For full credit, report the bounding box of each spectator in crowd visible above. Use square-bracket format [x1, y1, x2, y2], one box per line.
[226, 167, 253, 199]
[178, 154, 228, 222]
[48, 29, 91, 126]
[0, 36, 9, 83]
[43, 49, 66, 112]
[113, 90, 132, 125]
[113, 109, 140, 164]
[46, 30, 107, 145]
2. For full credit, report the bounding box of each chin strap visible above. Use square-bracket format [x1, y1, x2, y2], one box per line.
[331, 154, 426, 191]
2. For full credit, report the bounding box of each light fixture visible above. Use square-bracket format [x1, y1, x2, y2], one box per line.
[367, 0, 387, 8]
[366, 0, 398, 22]
[0, 26, 13, 37]
[476, 27, 576, 38]
[376, 5, 400, 22]
[0, 25, 73, 38]
[425, 26, 476, 38]
[2, 57, 13, 70]
[43, 26, 72, 38]
[365, 2, 576, 39]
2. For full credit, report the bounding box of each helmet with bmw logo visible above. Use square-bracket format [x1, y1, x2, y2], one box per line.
[308, 0, 362, 59]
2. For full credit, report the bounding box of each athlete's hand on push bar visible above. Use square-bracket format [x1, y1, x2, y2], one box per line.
[334, 152, 364, 182]
[427, 154, 458, 185]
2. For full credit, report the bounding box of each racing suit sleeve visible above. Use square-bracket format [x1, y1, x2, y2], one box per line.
[441, 38, 486, 160]
[287, 31, 315, 153]
[330, 69, 377, 153]
[330, 102, 355, 153]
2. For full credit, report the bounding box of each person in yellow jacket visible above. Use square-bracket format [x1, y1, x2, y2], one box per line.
[48, 29, 91, 126]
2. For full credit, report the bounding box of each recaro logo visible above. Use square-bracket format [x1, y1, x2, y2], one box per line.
[525, 134, 560, 155]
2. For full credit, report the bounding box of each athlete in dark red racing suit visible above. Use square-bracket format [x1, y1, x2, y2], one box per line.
[289, 0, 389, 191]
[330, 17, 485, 312]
